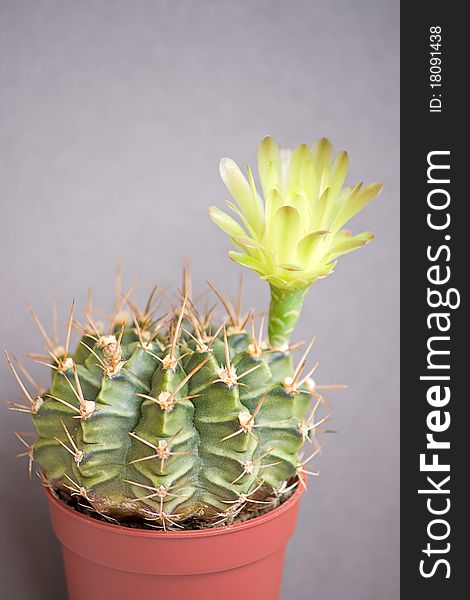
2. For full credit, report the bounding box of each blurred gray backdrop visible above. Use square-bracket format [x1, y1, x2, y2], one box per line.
[0, 1, 399, 598]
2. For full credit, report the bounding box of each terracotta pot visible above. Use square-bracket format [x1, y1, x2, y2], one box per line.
[45, 486, 304, 600]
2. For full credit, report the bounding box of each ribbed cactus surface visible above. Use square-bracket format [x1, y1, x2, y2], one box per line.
[9, 284, 325, 528]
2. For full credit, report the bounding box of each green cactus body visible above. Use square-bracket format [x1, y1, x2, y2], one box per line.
[27, 302, 315, 525]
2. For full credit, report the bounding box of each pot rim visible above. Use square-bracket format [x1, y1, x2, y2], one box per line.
[44, 482, 305, 539]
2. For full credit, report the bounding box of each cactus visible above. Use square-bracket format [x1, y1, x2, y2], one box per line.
[6, 137, 380, 529]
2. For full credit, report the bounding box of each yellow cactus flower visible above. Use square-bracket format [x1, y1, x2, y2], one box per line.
[209, 136, 382, 348]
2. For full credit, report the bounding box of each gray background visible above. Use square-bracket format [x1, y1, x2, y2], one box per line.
[0, 1, 399, 598]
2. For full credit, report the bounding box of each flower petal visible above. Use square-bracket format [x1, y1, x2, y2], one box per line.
[278, 263, 304, 271]
[208, 206, 247, 239]
[287, 144, 311, 194]
[327, 231, 375, 260]
[226, 200, 257, 238]
[235, 236, 263, 249]
[330, 151, 349, 198]
[330, 183, 383, 233]
[297, 230, 329, 267]
[310, 187, 332, 230]
[219, 158, 264, 237]
[311, 137, 333, 177]
[228, 251, 265, 275]
[257, 136, 281, 198]
[271, 205, 301, 264]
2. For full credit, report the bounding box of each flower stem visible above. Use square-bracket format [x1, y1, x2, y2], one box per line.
[268, 284, 308, 349]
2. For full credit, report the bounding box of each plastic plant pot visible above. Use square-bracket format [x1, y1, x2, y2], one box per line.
[45, 484, 304, 600]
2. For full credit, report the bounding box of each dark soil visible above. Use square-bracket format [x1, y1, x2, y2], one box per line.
[54, 480, 298, 531]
